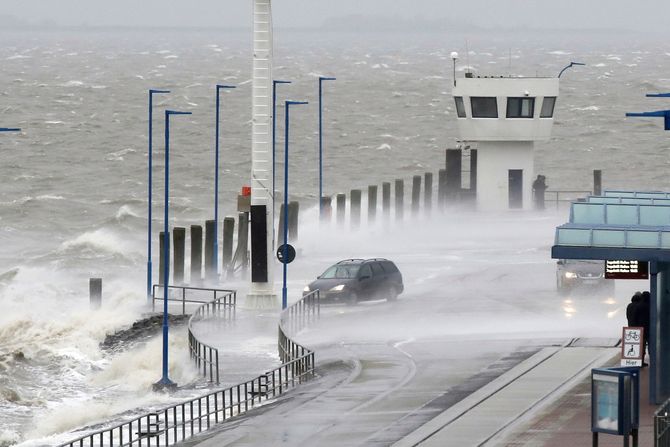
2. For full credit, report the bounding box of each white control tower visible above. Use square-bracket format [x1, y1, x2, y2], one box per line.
[452, 71, 559, 210]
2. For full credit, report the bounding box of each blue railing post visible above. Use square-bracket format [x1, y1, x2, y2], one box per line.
[147, 89, 170, 303]
[282, 101, 308, 310]
[318, 76, 336, 219]
[154, 109, 191, 391]
[214, 85, 236, 278]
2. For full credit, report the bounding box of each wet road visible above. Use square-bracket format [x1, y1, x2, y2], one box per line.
[185, 210, 638, 446]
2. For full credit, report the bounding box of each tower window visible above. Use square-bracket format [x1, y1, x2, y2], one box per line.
[470, 97, 498, 118]
[454, 96, 466, 118]
[540, 97, 556, 118]
[507, 97, 535, 118]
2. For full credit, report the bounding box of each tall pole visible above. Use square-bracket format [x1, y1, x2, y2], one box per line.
[154, 109, 191, 391]
[282, 100, 308, 310]
[248, 0, 276, 306]
[214, 84, 236, 278]
[147, 89, 170, 303]
[318, 76, 336, 219]
[272, 80, 291, 241]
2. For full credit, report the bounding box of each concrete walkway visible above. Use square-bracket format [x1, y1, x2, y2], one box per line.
[394, 341, 620, 446]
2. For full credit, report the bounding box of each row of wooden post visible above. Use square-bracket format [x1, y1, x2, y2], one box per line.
[158, 213, 249, 286]
[321, 170, 454, 227]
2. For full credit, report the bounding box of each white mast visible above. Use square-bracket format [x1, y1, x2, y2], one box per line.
[247, 0, 276, 307]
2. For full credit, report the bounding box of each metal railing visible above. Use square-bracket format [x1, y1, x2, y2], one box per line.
[655, 397, 670, 446]
[151, 284, 234, 315]
[186, 288, 236, 384]
[57, 290, 320, 447]
[544, 190, 592, 209]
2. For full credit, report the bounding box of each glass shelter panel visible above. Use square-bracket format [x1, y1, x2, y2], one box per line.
[470, 97, 498, 118]
[605, 204, 638, 225]
[556, 228, 591, 246]
[572, 203, 606, 224]
[593, 373, 620, 433]
[640, 206, 670, 226]
[592, 229, 626, 247]
[627, 231, 660, 248]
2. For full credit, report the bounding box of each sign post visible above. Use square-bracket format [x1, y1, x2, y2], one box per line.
[621, 327, 644, 368]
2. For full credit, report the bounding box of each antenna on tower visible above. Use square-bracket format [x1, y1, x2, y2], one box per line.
[465, 39, 470, 76]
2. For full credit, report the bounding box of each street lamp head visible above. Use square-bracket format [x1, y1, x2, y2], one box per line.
[216, 84, 236, 90]
[166, 110, 193, 117]
[0, 128, 21, 132]
[286, 101, 309, 106]
[274, 80, 292, 85]
[450, 51, 459, 61]
[319, 76, 337, 82]
[149, 89, 171, 94]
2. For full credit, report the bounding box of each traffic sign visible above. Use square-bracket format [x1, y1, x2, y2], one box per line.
[621, 326, 644, 367]
[276, 244, 296, 264]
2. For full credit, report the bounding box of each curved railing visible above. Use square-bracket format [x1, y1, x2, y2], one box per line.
[186, 288, 236, 384]
[57, 290, 320, 447]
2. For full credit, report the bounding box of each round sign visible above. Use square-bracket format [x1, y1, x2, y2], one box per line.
[276, 244, 296, 264]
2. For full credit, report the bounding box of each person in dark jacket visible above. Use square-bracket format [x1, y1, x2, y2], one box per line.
[634, 291, 651, 367]
[626, 291, 642, 327]
[532, 175, 548, 210]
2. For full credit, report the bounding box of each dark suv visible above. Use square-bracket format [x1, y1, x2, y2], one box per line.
[303, 258, 404, 304]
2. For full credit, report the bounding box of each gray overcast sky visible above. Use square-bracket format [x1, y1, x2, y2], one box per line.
[3, 0, 669, 32]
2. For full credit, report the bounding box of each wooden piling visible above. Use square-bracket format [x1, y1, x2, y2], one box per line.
[222, 217, 235, 273]
[411, 175, 421, 216]
[336, 193, 346, 227]
[278, 203, 287, 245]
[350, 189, 362, 229]
[320, 196, 332, 224]
[593, 170, 602, 196]
[237, 212, 249, 274]
[89, 278, 102, 310]
[289, 201, 299, 241]
[446, 149, 462, 202]
[382, 182, 391, 220]
[173, 227, 185, 284]
[424, 172, 433, 214]
[159, 231, 169, 285]
[368, 185, 378, 224]
[395, 179, 404, 221]
[205, 220, 216, 281]
[438, 169, 447, 210]
[190, 225, 202, 285]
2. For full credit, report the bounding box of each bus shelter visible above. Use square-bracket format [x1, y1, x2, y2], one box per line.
[552, 190, 670, 404]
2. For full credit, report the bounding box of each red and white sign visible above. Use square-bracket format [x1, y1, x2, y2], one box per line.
[621, 326, 644, 367]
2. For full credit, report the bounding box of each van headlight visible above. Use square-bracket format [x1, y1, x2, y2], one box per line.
[303, 286, 311, 292]
[565, 272, 577, 279]
[330, 284, 345, 292]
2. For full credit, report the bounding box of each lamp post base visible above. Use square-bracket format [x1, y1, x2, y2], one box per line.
[244, 292, 278, 310]
[152, 378, 178, 392]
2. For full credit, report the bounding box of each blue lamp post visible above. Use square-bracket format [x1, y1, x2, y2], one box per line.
[0, 128, 21, 133]
[213, 84, 236, 277]
[272, 80, 291, 232]
[282, 100, 308, 310]
[154, 109, 192, 392]
[147, 89, 170, 302]
[318, 76, 336, 218]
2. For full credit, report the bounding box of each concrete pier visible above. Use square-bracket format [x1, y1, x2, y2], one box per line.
[593, 170, 602, 196]
[289, 201, 299, 241]
[320, 196, 332, 223]
[159, 231, 169, 285]
[438, 169, 447, 211]
[278, 203, 287, 245]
